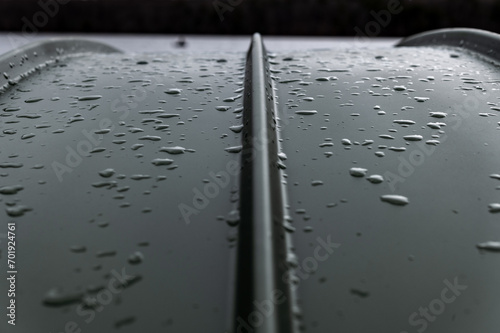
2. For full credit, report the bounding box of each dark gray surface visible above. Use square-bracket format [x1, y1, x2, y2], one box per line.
[0, 40, 244, 333]
[1, 29, 500, 333]
[274, 45, 500, 332]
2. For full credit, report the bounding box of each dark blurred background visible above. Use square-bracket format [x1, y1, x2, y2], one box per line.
[1, 0, 499, 37]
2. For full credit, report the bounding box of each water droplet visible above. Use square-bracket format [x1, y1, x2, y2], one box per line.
[429, 112, 447, 118]
[216, 106, 231, 111]
[77, 95, 102, 101]
[151, 158, 174, 166]
[476, 241, 500, 252]
[20, 133, 35, 140]
[380, 194, 409, 206]
[366, 175, 384, 184]
[99, 168, 115, 178]
[70, 245, 86, 253]
[388, 146, 406, 152]
[6, 205, 32, 217]
[341, 138, 352, 146]
[165, 88, 182, 95]
[131, 144, 144, 151]
[0, 162, 23, 168]
[91, 181, 117, 189]
[225, 145, 242, 153]
[393, 119, 415, 125]
[229, 125, 244, 133]
[403, 135, 423, 141]
[414, 97, 429, 102]
[361, 140, 374, 146]
[128, 251, 144, 264]
[43, 288, 83, 307]
[130, 174, 151, 180]
[157, 113, 179, 119]
[427, 122, 445, 129]
[25, 97, 43, 103]
[3, 107, 20, 112]
[160, 146, 186, 154]
[138, 135, 161, 141]
[295, 110, 317, 115]
[489, 203, 500, 213]
[0, 185, 24, 195]
[17, 113, 42, 119]
[350, 288, 370, 298]
[226, 210, 240, 227]
[349, 167, 367, 177]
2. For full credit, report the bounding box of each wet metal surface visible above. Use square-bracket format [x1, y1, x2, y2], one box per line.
[2, 29, 500, 333]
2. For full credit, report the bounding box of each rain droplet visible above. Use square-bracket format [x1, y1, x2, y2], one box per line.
[77, 95, 102, 101]
[349, 167, 367, 177]
[226, 210, 240, 227]
[99, 168, 115, 178]
[0, 185, 24, 195]
[229, 124, 244, 133]
[42, 288, 83, 307]
[6, 205, 32, 217]
[403, 135, 423, 141]
[0, 162, 23, 168]
[138, 135, 161, 141]
[488, 203, 500, 213]
[131, 144, 144, 151]
[70, 245, 86, 253]
[160, 146, 186, 154]
[216, 106, 231, 111]
[225, 145, 242, 153]
[341, 138, 352, 146]
[25, 97, 44, 103]
[393, 119, 415, 125]
[90, 147, 106, 153]
[165, 88, 182, 95]
[380, 194, 409, 206]
[414, 97, 429, 102]
[476, 241, 500, 252]
[388, 146, 406, 152]
[429, 112, 447, 118]
[295, 110, 317, 115]
[128, 251, 144, 264]
[366, 175, 384, 184]
[151, 158, 174, 166]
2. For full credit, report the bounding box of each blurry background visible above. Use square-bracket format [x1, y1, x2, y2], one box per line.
[1, 0, 499, 37]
